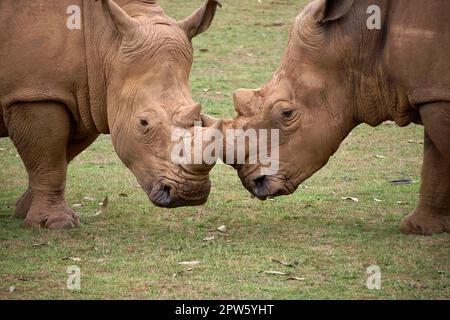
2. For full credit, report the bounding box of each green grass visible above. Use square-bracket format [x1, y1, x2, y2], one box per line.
[0, 0, 449, 300]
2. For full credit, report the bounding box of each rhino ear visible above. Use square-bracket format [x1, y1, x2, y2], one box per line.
[178, 0, 222, 40]
[314, 0, 354, 24]
[98, 0, 137, 37]
[233, 89, 258, 117]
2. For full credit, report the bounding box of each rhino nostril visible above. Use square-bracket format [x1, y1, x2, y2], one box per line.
[252, 176, 269, 200]
[254, 176, 267, 189]
[162, 185, 171, 196]
[149, 183, 174, 208]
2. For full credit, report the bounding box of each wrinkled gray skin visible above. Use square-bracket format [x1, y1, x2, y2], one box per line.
[224, 0, 450, 235]
[0, 0, 222, 229]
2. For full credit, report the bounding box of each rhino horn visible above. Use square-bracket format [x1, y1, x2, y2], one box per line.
[202, 119, 223, 164]
[175, 104, 202, 126]
[233, 89, 258, 117]
[201, 114, 219, 127]
[202, 118, 223, 135]
[200, 117, 223, 151]
[99, 0, 137, 36]
[183, 119, 223, 173]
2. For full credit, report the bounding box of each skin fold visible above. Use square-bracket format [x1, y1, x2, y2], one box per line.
[220, 0, 450, 235]
[0, 0, 222, 229]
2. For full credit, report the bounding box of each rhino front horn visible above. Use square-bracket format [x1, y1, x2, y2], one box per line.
[203, 118, 223, 133]
[201, 114, 220, 128]
[176, 104, 202, 126]
[201, 117, 223, 154]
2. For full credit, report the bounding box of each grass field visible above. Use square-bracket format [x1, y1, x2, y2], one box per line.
[0, 0, 449, 300]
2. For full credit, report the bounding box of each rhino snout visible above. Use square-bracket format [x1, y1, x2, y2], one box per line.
[250, 175, 287, 200]
[147, 179, 211, 208]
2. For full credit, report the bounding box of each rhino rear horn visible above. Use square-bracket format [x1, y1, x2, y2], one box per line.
[233, 89, 258, 117]
[202, 119, 224, 160]
[178, 0, 222, 40]
[209, 118, 223, 132]
[315, 0, 354, 24]
[201, 114, 219, 127]
[98, 0, 137, 37]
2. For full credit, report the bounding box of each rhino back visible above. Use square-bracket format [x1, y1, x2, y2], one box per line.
[383, 0, 450, 104]
[0, 0, 88, 113]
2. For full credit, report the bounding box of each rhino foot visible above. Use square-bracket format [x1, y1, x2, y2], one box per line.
[14, 188, 33, 219]
[400, 210, 450, 236]
[24, 205, 80, 230]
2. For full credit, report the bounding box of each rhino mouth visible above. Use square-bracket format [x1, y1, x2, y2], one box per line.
[239, 167, 299, 200]
[147, 179, 211, 208]
[248, 175, 292, 200]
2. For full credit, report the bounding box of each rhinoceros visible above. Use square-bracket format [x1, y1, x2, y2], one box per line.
[0, 0, 223, 229]
[219, 0, 450, 235]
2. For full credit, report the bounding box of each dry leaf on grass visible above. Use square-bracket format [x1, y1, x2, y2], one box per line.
[342, 197, 359, 203]
[172, 267, 197, 278]
[390, 179, 414, 185]
[217, 225, 227, 233]
[17, 276, 31, 282]
[202, 236, 216, 242]
[260, 270, 290, 276]
[408, 139, 423, 144]
[33, 242, 48, 248]
[272, 258, 298, 267]
[266, 22, 285, 27]
[178, 260, 201, 267]
[287, 277, 306, 281]
[83, 196, 96, 201]
[100, 196, 109, 210]
[94, 196, 109, 216]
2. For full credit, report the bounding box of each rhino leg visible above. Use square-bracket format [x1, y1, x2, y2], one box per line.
[14, 186, 33, 219]
[13, 135, 98, 220]
[400, 102, 450, 235]
[7, 102, 80, 229]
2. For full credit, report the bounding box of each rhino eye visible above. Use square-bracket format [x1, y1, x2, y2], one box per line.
[139, 118, 149, 127]
[281, 110, 294, 119]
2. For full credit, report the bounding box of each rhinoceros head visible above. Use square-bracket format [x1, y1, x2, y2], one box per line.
[224, 0, 356, 200]
[101, 0, 222, 208]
